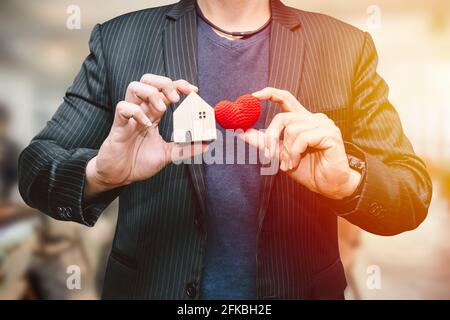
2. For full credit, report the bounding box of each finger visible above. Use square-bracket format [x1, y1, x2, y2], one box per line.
[173, 79, 199, 95]
[237, 129, 265, 151]
[268, 112, 331, 160]
[238, 129, 284, 167]
[125, 81, 160, 105]
[168, 142, 209, 163]
[115, 101, 152, 128]
[289, 127, 337, 169]
[279, 145, 291, 172]
[140, 74, 181, 103]
[252, 87, 310, 114]
[126, 81, 167, 112]
[125, 82, 167, 124]
[283, 116, 329, 156]
[283, 122, 320, 171]
[265, 112, 309, 158]
[159, 91, 170, 106]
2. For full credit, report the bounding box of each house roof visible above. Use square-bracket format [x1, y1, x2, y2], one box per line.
[175, 91, 214, 113]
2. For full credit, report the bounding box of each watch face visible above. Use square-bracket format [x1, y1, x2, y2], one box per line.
[347, 155, 365, 173]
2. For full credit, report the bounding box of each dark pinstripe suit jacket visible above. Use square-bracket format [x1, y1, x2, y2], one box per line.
[18, 0, 432, 299]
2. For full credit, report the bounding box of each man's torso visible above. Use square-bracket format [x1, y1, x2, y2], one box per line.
[100, 0, 364, 299]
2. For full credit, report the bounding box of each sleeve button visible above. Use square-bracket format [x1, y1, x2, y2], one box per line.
[369, 202, 382, 215]
[65, 207, 73, 218]
[185, 282, 198, 298]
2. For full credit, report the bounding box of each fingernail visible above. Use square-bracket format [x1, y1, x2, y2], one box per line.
[158, 99, 166, 111]
[288, 160, 293, 170]
[280, 161, 287, 171]
[146, 119, 153, 127]
[173, 91, 181, 102]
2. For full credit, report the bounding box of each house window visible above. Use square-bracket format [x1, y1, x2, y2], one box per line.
[199, 111, 206, 119]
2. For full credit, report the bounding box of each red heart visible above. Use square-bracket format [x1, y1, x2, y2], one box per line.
[214, 94, 261, 131]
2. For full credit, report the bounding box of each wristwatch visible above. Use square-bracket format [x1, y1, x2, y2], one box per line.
[347, 153, 366, 175]
[328, 152, 366, 214]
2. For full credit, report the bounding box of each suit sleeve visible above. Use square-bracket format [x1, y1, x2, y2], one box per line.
[327, 32, 433, 236]
[18, 24, 121, 227]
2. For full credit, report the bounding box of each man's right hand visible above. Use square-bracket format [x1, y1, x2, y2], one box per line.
[85, 74, 207, 199]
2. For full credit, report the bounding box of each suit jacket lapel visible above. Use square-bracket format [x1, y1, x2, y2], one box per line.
[258, 0, 305, 232]
[164, 0, 208, 217]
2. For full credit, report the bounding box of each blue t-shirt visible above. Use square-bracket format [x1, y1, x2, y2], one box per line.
[197, 16, 270, 299]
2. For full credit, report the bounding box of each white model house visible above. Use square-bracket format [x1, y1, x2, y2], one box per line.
[173, 92, 217, 143]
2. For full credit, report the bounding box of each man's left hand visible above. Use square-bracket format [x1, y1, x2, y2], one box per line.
[240, 87, 361, 200]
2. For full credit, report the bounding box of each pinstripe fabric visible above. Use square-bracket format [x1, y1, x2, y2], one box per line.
[18, 0, 432, 300]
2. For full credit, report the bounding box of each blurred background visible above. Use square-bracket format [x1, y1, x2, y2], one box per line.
[0, 0, 449, 300]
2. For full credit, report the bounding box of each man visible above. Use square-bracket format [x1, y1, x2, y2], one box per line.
[18, 0, 432, 300]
